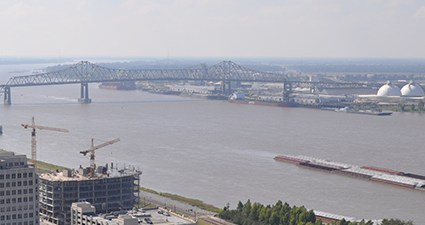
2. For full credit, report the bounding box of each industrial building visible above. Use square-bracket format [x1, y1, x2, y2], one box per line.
[0, 151, 39, 225]
[70, 202, 197, 225]
[39, 163, 141, 225]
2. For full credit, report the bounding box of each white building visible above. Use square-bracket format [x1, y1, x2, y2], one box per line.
[0, 151, 39, 225]
[357, 81, 425, 103]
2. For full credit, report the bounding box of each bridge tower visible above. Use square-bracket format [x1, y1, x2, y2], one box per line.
[282, 80, 292, 102]
[221, 81, 232, 96]
[78, 83, 92, 103]
[3, 86, 11, 105]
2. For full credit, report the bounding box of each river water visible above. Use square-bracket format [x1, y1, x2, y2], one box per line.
[0, 63, 425, 223]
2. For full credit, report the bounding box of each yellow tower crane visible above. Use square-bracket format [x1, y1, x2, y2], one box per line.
[21, 117, 69, 171]
[80, 138, 120, 177]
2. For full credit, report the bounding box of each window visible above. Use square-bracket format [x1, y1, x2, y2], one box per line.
[29, 197, 33, 202]
[17, 173, 21, 178]
[20, 162, 24, 166]
[0, 175, 3, 179]
[23, 197, 27, 202]
[23, 181, 27, 186]
[22, 173, 27, 178]
[28, 181, 32, 186]
[11, 206, 15, 211]
[11, 174, 15, 179]
[11, 198, 16, 203]
[17, 198, 21, 203]
[0, 200, 4, 204]
[5, 199, 9, 204]
[29, 189, 33, 194]
[5, 175, 9, 179]
[17, 190, 21, 195]
[5, 191, 9, 195]
[23, 190, 27, 194]
[29, 213, 33, 218]
[11, 190, 15, 195]
[11, 182, 15, 187]
[5, 183, 9, 188]
[0, 191, 3, 196]
[17, 182, 21, 187]
[11, 215, 16, 220]
[0, 183, 4, 188]
[28, 173, 33, 178]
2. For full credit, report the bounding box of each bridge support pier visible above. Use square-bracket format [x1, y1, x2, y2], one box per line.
[221, 81, 232, 96]
[3, 87, 11, 105]
[78, 83, 92, 103]
[282, 81, 292, 102]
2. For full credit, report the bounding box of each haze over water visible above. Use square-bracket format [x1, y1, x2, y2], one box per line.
[1, 64, 425, 223]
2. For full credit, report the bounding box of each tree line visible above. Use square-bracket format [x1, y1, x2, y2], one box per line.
[218, 199, 414, 225]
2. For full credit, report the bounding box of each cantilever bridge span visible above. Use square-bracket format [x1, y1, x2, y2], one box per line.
[0, 60, 289, 105]
[0, 60, 364, 105]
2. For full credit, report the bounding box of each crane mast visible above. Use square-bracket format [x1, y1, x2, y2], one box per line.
[80, 138, 120, 177]
[21, 117, 69, 171]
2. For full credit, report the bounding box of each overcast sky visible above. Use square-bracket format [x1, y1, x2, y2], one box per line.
[0, 0, 424, 58]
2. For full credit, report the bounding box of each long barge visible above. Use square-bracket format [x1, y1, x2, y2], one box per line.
[274, 155, 425, 191]
[229, 99, 295, 107]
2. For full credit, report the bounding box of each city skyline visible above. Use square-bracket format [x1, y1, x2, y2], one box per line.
[0, 0, 424, 58]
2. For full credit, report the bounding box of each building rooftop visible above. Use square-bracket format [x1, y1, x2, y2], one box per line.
[39, 164, 140, 181]
[87, 208, 196, 225]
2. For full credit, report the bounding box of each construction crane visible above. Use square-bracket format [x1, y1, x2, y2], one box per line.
[80, 138, 120, 177]
[21, 117, 69, 171]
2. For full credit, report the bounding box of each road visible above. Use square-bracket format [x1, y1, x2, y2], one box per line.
[138, 190, 235, 225]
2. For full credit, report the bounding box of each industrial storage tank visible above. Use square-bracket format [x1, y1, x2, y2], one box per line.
[401, 81, 424, 97]
[377, 81, 401, 96]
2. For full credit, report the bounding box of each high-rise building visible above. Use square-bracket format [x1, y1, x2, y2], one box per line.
[0, 151, 39, 225]
[39, 164, 140, 225]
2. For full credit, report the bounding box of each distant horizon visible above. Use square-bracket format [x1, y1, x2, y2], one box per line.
[1, 1, 424, 58]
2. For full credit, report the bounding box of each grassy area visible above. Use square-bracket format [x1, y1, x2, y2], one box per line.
[197, 221, 210, 225]
[138, 187, 221, 213]
[161, 193, 220, 213]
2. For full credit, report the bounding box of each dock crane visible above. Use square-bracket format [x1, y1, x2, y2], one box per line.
[80, 138, 120, 177]
[21, 117, 69, 171]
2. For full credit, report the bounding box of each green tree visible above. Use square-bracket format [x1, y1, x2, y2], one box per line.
[418, 100, 424, 111]
[399, 103, 405, 111]
[381, 218, 414, 225]
[242, 199, 252, 218]
[237, 201, 244, 212]
[269, 212, 280, 225]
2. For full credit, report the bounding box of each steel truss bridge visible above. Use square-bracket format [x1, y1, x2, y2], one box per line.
[0, 60, 365, 105]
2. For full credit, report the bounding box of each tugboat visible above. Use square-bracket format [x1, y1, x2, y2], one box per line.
[334, 106, 392, 116]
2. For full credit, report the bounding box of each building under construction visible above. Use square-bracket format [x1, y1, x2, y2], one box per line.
[39, 163, 141, 225]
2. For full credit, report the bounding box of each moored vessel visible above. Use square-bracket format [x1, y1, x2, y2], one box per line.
[274, 155, 425, 191]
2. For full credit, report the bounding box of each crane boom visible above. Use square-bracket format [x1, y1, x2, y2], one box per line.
[21, 117, 69, 171]
[80, 138, 120, 177]
[80, 138, 120, 155]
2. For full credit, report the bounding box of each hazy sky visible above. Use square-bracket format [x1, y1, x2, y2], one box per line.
[1, 0, 425, 58]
